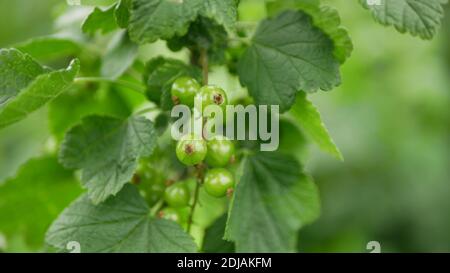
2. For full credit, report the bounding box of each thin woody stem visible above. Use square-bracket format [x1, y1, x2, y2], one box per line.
[187, 49, 209, 233]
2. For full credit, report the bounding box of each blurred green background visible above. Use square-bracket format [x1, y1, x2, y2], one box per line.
[0, 0, 449, 252]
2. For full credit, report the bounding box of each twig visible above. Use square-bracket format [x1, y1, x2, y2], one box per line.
[187, 49, 209, 233]
[150, 199, 164, 216]
[135, 106, 159, 116]
[187, 172, 202, 233]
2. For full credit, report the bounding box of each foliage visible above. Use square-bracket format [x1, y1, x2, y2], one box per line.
[0, 0, 447, 253]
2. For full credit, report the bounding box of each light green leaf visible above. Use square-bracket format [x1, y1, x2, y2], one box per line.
[82, 5, 118, 34]
[14, 37, 81, 61]
[59, 115, 157, 204]
[48, 86, 132, 140]
[225, 152, 320, 252]
[290, 92, 342, 160]
[0, 48, 79, 130]
[101, 31, 138, 79]
[143, 57, 202, 110]
[128, 0, 237, 44]
[0, 48, 45, 105]
[0, 156, 81, 250]
[289, 92, 342, 160]
[115, 0, 132, 28]
[46, 184, 197, 252]
[237, 11, 340, 112]
[360, 0, 448, 40]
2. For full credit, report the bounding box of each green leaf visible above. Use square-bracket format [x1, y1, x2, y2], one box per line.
[290, 92, 343, 160]
[360, 0, 448, 40]
[14, 36, 81, 62]
[237, 11, 340, 112]
[0, 156, 81, 250]
[203, 214, 235, 253]
[128, 0, 237, 44]
[225, 152, 320, 252]
[46, 184, 197, 252]
[0, 48, 46, 105]
[167, 17, 228, 65]
[59, 115, 157, 204]
[267, 1, 353, 64]
[82, 5, 118, 35]
[48, 86, 132, 140]
[0, 48, 79, 130]
[129, 0, 203, 44]
[200, 0, 237, 32]
[115, 0, 132, 28]
[303, 6, 353, 64]
[143, 57, 202, 110]
[101, 31, 138, 79]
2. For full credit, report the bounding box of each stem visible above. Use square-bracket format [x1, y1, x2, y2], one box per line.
[149, 199, 164, 216]
[135, 106, 159, 116]
[74, 77, 146, 95]
[187, 174, 202, 233]
[187, 49, 209, 233]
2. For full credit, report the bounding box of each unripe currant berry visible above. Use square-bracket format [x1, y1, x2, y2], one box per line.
[204, 168, 235, 198]
[176, 133, 207, 166]
[195, 85, 228, 113]
[171, 76, 201, 107]
[205, 135, 235, 167]
[164, 182, 190, 208]
[159, 208, 180, 222]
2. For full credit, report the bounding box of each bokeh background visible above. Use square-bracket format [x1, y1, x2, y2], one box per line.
[0, 0, 449, 252]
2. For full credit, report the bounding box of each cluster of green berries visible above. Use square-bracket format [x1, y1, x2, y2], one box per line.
[176, 134, 235, 198]
[135, 77, 236, 226]
[171, 77, 236, 199]
[171, 76, 228, 112]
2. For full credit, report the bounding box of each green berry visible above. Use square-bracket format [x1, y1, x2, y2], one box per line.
[195, 85, 228, 113]
[164, 182, 190, 207]
[176, 133, 207, 166]
[204, 168, 235, 198]
[205, 135, 235, 167]
[171, 77, 201, 107]
[159, 208, 180, 222]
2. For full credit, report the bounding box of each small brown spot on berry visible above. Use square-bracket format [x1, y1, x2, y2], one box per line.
[172, 95, 180, 105]
[229, 155, 236, 164]
[226, 188, 234, 198]
[213, 94, 223, 105]
[165, 179, 174, 186]
[185, 144, 194, 155]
